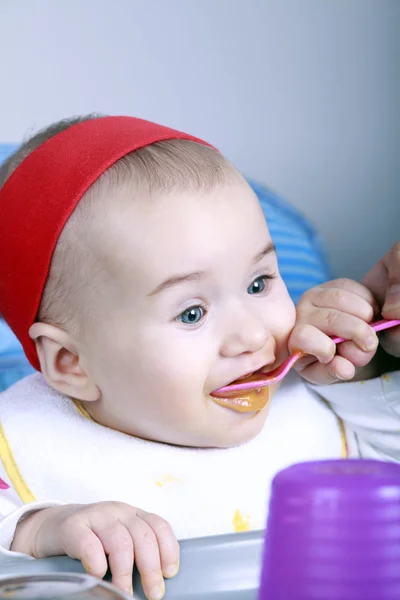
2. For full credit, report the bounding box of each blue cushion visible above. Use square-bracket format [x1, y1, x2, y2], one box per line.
[248, 180, 332, 303]
[0, 144, 18, 165]
[0, 320, 35, 389]
[0, 144, 331, 391]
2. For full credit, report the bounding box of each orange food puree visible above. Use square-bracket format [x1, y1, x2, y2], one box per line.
[211, 385, 270, 413]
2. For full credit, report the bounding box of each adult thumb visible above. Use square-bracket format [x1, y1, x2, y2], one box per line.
[382, 243, 400, 318]
[362, 243, 400, 318]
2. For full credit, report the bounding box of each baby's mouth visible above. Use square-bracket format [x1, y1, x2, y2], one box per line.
[210, 369, 272, 413]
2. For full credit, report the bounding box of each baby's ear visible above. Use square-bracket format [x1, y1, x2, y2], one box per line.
[29, 323, 100, 402]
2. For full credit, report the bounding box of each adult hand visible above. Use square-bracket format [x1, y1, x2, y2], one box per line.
[362, 242, 400, 357]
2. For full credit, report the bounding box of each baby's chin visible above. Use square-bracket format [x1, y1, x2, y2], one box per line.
[152, 407, 270, 449]
[203, 406, 271, 449]
[205, 382, 280, 448]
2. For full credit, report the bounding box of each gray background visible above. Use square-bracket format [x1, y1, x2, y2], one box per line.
[1, 0, 399, 280]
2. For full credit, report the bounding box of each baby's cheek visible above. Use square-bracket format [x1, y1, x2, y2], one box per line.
[270, 309, 296, 346]
[276, 289, 296, 328]
[150, 369, 195, 404]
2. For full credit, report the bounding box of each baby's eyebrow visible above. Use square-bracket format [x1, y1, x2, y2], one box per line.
[253, 242, 276, 263]
[148, 271, 207, 297]
[148, 243, 276, 297]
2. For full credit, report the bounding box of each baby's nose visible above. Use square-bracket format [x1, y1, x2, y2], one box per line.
[220, 311, 270, 358]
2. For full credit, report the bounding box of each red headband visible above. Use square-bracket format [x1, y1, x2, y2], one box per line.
[0, 116, 211, 370]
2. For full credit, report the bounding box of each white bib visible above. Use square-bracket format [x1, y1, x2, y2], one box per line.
[0, 372, 344, 539]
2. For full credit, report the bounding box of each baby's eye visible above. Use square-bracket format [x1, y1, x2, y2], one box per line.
[177, 305, 205, 325]
[247, 276, 269, 295]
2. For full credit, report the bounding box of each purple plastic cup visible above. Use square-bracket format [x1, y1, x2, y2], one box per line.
[259, 459, 400, 600]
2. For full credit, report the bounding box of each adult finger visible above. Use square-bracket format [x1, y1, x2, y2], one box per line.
[302, 309, 379, 352]
[379, 326, 400, 357]
[298, 355, 355, 385]
[289, 324, 336, 364]
[307, 281, 378, 321]
[382, 243, 400, 317]
[362, 243, 400, 316]
[336, 341, 377, 368]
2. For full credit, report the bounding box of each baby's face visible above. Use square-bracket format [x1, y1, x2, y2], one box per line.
[83, 178, 296, 447]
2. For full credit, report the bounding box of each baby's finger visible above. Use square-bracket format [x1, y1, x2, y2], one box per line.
[306, 309, 379, 352]
[298, 355, 356, 385]
[314, 279, 379, 316]
[138, 510, 180, 579]
[124, 515, 164, 600]
[92, 521, 134, 595]
[289, 324, 336, 364]
[62, 522, 108, 581]
[336, 341, 377, 368]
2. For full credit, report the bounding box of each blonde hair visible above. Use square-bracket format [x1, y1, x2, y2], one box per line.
[0, 115, 241, 335]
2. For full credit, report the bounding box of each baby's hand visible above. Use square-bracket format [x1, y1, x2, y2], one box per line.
[290, 278, 380, 384]
[11, 502, 179, 599]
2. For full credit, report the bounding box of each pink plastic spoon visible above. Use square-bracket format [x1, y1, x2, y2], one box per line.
[214, 318, 400, 394]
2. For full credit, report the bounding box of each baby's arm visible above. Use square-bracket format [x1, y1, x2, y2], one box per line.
[0, 489, 179, 600]
[0, 465, 60, 564]
[310, 371, 400, 462]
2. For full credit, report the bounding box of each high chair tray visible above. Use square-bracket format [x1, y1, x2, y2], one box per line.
[2, 529, 263, 599]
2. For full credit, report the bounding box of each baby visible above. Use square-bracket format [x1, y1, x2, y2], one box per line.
[0, 115, 399, 599]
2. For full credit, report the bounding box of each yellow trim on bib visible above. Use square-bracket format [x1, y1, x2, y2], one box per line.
[73, 400, 94, 421]
[0, 423, 36, 503]
[338, 417, 348, 458]
[319, 398, 348, 459]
